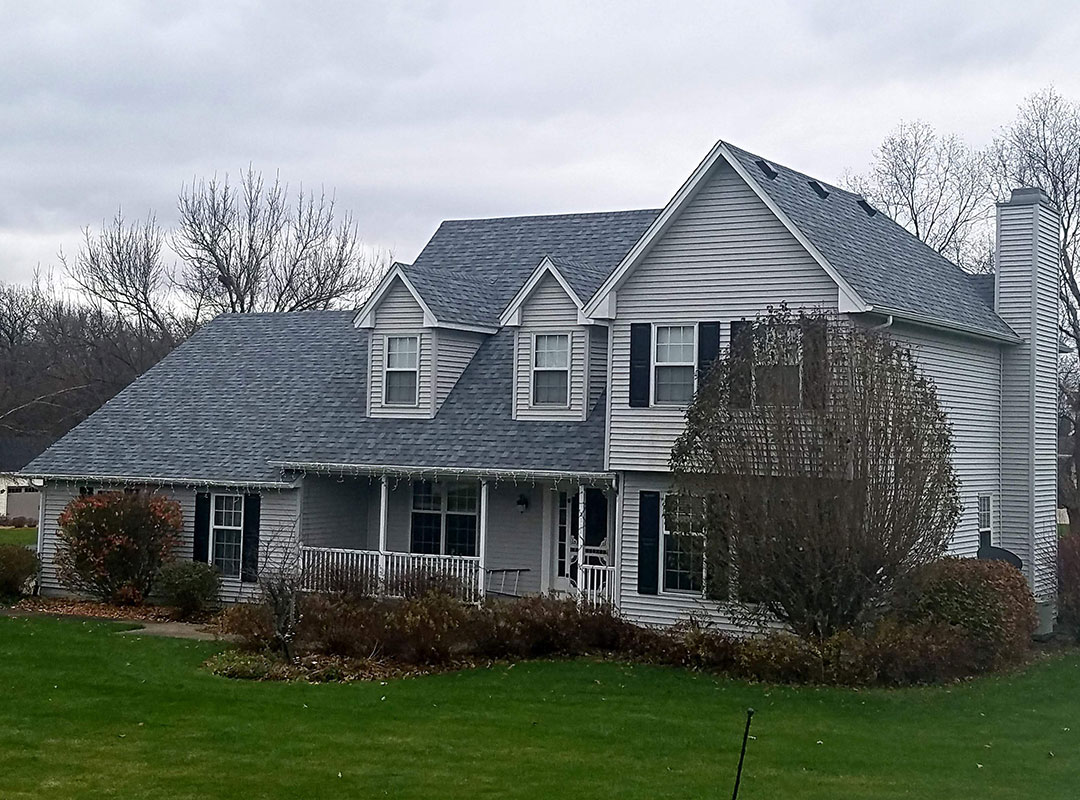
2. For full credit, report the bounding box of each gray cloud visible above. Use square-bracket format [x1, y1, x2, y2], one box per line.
[1, 0, 1079, 283]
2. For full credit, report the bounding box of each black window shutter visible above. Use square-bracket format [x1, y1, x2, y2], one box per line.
[629, 323, 652, 408]
[697, 322, 721, 385]
[193, 492, 211, 563]
[637, 491, 661, 595]
[801, 318, 828, 409]
[730, 321, 753, 408]
[241, 494, 261, 583]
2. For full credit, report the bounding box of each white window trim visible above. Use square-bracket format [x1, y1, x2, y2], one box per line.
[977, 493, 993, 543]
[659, 491, 707, 596]
[410, 481, 481, 557]
[383, 334, 420, 407]
[210, 492, 244, 579]
[530, 331, 572, 408]
[651, 323, 697, 407]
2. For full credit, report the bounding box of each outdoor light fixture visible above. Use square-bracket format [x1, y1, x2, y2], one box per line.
[516, 494, 530, 513]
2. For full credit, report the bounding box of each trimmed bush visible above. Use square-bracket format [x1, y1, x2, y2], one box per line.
[219, 603, 276, 651]
[54, 491, 182, 604]
[158, 561, 222, 619]
[0, 544, 39, 597]
[1058, 534, 1080, 640]
[893, 557, 1036, 671]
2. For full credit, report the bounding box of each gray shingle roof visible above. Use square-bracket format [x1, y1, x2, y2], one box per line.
[24, 312, 606, 484]
[723, 143, 1017, 341]
[405, 210, 662, 326]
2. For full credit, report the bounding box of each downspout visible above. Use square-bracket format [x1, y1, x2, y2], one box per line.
[870, 314, 894, 331]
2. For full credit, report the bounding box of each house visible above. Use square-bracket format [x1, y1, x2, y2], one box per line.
[0, 437, 49, 520]
[23, 140, 1060, 628]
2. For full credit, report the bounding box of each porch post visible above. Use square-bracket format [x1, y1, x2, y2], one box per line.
[478, 479, 489, 599]
[577, 484, 587, 596]
[378, 475, 389, 589]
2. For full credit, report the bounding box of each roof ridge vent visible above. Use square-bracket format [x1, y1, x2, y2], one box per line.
[754, 159, 778, 180]
[808, 180, 830, 199]
[857, 198, 878, 217]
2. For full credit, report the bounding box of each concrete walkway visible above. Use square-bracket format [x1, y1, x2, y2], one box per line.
[1, 607, 228, 641]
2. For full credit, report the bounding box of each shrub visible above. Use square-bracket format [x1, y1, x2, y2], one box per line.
[158, 561, 221, 619]
[219, 603, 276, 651]
[893, 557, 1036, 671]
[54, 491, 182, 604]
[0, 544, 39, 597]
[1057, 534, 1080, 640]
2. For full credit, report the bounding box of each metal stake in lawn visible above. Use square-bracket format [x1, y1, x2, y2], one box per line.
[731, 707, 755, 800]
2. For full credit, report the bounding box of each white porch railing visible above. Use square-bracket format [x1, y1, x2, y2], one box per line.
[577, 564, 616, 607]
[300, 546, 482, 603]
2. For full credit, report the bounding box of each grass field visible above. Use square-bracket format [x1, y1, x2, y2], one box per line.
[1, 616, 1078, 799]
[0, 527, 36, 547]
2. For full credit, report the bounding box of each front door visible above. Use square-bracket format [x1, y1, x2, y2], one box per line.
[551, 490, 579, 593]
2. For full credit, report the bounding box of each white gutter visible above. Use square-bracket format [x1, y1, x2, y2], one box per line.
[19, 472, 298, 490]
[860, 306, 1022, 345]
[270, 460, 617, 487]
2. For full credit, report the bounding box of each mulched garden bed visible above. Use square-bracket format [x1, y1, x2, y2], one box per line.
[203, 650, 481, 683]
[11, 596, 191, 623]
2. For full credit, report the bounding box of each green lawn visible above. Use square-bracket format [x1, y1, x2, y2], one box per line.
[0, 527, 36, 547]
[1, 617, 1079, 799]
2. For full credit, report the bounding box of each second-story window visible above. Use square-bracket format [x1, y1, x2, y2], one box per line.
[654, 325, 696, 404]
[532, 333, 570, 406]
[385, 335, 419, 406]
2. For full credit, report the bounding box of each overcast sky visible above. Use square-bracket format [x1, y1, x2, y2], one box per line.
[2, 0, 1079, 285]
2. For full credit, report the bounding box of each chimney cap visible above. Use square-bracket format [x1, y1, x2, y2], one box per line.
[1005, 187, 1052, 207]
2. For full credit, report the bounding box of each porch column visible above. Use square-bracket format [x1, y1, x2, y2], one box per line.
[577, 484, 587, 595]
[378, 475, 389, 587]
[478, 480, 489, 599]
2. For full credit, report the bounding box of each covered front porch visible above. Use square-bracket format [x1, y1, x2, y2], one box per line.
[283, 462, 617, 606]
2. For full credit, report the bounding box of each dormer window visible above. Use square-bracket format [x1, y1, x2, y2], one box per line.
[532, 333, 570, 406]
[384, 335, 419, 406]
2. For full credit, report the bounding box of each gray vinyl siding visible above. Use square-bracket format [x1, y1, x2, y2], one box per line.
[37, 481, 300, 603]
[369, 277, 432, 418]
[514, 272, 587, 421]
[888, 324, 1002, 557]
[997, 199, 1060, 598]
[481, 484, 544, 595]
[608, 160, 840, 471]
[299, 476, 376, 550]
[586, 325, 608, 413]
[616, 471, 775, 631]
[435, 329, 486, 411]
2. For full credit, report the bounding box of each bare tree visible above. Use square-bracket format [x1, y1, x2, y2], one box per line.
[61, 210, 191, 347]
[173, 167, 385, 315]
[669, 307, 961, 640]
[845, 120, 992, 272]
[993, 87, 1080, 528]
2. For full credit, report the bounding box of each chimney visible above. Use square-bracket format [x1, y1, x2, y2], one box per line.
[995, 187, 1060, 604]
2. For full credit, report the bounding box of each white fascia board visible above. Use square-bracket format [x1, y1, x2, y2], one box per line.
[498, 257, 584, 327]
[583, 141, 726, 318]
[583, 140, 873, 318]
[353, 266, 440, 329]
[718, 143, 871, 314]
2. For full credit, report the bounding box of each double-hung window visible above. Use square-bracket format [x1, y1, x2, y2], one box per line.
[410, 481, 479, 556]
[662, 493, 706, 593]
[384, 335, 419, 406]
[755, 323, 802, 406]
[978, 494, 993, 547]
[532, 334, 570, 406]
[212, 494, 244, 578]
[654, 325, 696, 404]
